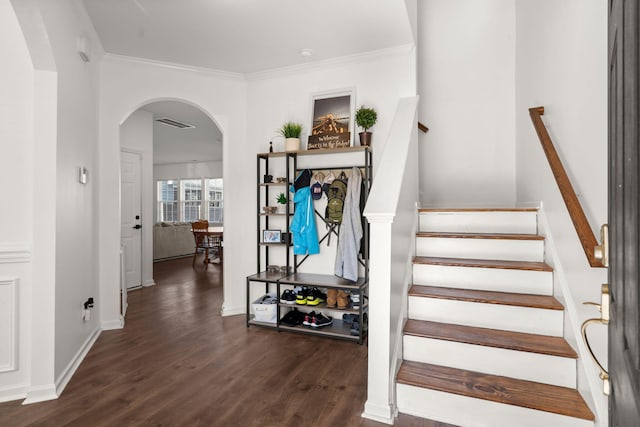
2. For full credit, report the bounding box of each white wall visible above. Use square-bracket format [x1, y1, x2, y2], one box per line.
[99, 56, 248, 325]
[0, 0, 35, 402]
[1, 0, 104, 403]
[36, 0, 104, 384]
[515, 0, 608, 421]
[120, 110, 154, 286]
[418, 0, 517, 207]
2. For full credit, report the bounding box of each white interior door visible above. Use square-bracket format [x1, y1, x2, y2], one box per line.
[120, 151, 142, 290]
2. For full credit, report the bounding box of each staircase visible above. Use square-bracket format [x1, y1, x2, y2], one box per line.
[396, 208, 595, 427]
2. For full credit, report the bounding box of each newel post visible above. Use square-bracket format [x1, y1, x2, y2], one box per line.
[362, 213, 395, 424]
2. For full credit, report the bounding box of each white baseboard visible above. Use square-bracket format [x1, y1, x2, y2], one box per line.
[55, 327, 101, 397]
[362, 400, 395, 425]
[23, 384, 57, 405]
[143, 280, 156, 287]
[0, 384, 27, 403]
[102, 317, 124, 330]
[221, 305, 244, 317]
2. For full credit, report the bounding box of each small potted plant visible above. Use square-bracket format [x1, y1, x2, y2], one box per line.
[279, 122, 303, 152]
[355, 105, 377, 147]
[275, 192, 288, 212]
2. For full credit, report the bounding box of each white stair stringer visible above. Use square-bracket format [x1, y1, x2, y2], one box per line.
[419, 210, 538, 234]
[412, 263, 553, 295]
[403, 334, 577, 388]
[396, 383, 593, 427]
[408, 296, 563, 336]
[416, 234, 544, 262]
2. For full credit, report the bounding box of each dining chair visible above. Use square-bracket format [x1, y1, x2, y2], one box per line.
[191, 219, 214, 268]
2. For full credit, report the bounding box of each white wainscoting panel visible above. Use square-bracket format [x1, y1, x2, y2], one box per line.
[0, 278, 18, 372]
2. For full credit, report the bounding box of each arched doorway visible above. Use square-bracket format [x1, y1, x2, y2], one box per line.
[118, 98, 224, 321]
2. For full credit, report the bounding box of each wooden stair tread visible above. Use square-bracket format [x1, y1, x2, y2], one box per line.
[418, 207, 538, 212]
[404, 319, 577, 358]
[408, 285, 564, 310]
[416, 231, 544, 241]
[397, 361, 594, 421]
[413, 256, 553, 272]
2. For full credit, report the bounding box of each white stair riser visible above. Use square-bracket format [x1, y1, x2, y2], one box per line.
[416, 237, 544, 262]
[403, 336, 576, 388]
[413, 264, 553, 295]
[408, 297, 564, 336]
[396, 384, 593, 427]
[419, 211, 537, 234]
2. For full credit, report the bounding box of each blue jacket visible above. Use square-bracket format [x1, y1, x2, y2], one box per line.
[290, 186, 319, 255]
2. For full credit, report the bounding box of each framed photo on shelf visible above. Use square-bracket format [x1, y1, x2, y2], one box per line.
[308, 88, 355, 150]
[263, 229, 282, 244]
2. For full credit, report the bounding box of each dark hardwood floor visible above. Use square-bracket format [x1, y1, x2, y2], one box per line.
[0, 257, 454, 427]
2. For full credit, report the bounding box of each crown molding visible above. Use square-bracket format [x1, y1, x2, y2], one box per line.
[246, 43, 415, 81]
[102, 53, 245, 81]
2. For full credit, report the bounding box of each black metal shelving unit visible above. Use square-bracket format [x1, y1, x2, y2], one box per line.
[246, 147, 372, 344]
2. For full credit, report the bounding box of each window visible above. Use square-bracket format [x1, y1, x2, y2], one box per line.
[158, 180, 178, 222]
[181, 179, 202, 222]
[207, 178, 224, 223]
[157, 178, 223, 223]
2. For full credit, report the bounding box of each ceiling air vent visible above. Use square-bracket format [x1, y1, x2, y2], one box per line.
[155, 117, 195, 129]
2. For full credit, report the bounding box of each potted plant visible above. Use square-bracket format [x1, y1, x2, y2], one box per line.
[275, 192, 288, 213]
[355, 106, 377, 147]
[279, 122, 303, 152]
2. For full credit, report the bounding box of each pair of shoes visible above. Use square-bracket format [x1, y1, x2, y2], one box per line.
[280, 309, 305, 326]
[280, 289, 296, 305]
[342, 313, 359, 325]
[337, 290, 349, 309]
[306, 287, 326, 306]
[296, 287, 326, 306]
[302, 311, 333, 328]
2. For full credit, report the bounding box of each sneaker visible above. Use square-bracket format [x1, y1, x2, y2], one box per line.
[296, 287, 309, 305]
[280, 309, 305, 326]
[280, 289, 296, 305]
[350, 291, 361, 309]
[306, 287, 326, 306]
[350, 313, 368, 336]
[342, 313, 359, 325]
[311, 312, 333, 328]
[302, 311, 316, 326]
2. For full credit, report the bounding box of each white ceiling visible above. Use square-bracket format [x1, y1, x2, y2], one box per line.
[82, 0, 414, 74]
[143, 101, 223, 165]
[87, 1, 413, 165]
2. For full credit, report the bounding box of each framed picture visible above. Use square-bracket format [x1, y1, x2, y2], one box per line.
[263, 229, 282, 244]
[308, 88, 355, 150]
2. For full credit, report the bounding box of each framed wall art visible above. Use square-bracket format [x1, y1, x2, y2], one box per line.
[307, 88, 355, 150]
[263, 229, 282, 244]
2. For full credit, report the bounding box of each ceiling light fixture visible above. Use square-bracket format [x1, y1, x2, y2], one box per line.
[299, 48, 313, 57]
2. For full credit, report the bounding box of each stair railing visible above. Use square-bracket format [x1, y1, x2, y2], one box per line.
[528, 106, 605, 268]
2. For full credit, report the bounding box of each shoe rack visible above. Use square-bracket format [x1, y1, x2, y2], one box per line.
[246, 146, 371, 344]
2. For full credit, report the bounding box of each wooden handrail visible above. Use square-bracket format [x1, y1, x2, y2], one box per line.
[418, 122, 429, 133]
[528, 106, 604, 268]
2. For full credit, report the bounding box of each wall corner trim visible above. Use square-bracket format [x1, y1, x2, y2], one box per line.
[22, 384, 57, 405]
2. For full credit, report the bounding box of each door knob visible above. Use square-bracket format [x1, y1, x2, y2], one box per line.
[581, 283, 610, 395]
[133, 224, 142, 229]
